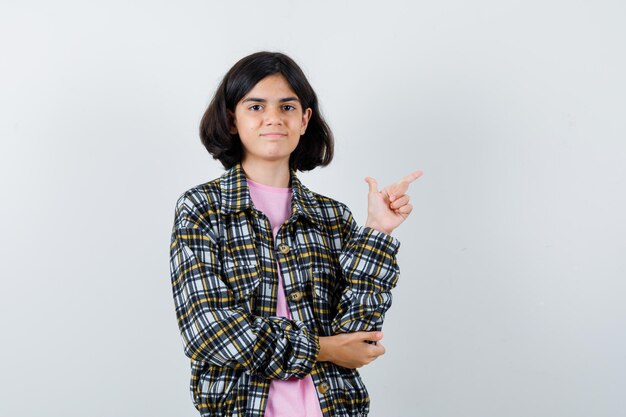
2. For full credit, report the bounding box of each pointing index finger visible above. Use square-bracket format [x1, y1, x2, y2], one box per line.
[388, 170, 423, 198]
[400, 170, 423, 184]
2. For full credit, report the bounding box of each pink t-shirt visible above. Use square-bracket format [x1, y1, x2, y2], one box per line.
[247, 178, 324, 417]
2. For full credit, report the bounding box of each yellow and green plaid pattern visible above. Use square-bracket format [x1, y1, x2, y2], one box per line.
[169, 163, 401, 417]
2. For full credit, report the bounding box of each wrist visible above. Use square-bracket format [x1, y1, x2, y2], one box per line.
[317, 336, 334, 363]
[364, 220, 393, 236]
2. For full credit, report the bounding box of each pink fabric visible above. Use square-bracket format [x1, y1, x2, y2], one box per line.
[247, 178, 323, 417]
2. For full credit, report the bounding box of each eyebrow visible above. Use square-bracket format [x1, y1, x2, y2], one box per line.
[242, 96, 300, 103]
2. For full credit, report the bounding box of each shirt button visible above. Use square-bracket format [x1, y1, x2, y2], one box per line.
[317, 382, 330, 394]
[278, 243, 290, 254]
[288, 291, 303, 302]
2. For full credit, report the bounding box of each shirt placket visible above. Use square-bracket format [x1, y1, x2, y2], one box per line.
[275, 218, 338, 417]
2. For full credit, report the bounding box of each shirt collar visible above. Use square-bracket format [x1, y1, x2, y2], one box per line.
[219, 162, 324, 227]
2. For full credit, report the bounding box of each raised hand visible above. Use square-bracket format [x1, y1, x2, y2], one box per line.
[364, 170, 422, 235]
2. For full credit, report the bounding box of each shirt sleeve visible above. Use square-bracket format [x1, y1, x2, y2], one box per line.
[330, 203, 401, 333]
[169, 192, 320, 380]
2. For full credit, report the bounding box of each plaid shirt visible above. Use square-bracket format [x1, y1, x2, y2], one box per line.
[169, 163, 401, 417]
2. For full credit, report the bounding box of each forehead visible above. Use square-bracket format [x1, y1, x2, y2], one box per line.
[242, 74, 298, 99]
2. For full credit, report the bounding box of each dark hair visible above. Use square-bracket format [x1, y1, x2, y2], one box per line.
[199, 51, 334, 171]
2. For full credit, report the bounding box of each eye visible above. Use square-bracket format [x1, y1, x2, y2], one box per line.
[282, 104, 296, 111]
[248, 104, 263, 111]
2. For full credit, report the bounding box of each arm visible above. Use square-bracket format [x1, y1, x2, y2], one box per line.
[169, 193, 319, 380]
[330, 204, 401, 334]
[329, 171, 419, 333]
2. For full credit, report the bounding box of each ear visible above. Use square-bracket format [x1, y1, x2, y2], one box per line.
[228, 110, 238, 134]
[300, 108, 312, 135]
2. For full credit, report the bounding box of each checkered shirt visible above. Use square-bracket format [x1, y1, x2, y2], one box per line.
[169, 162, 401, 417]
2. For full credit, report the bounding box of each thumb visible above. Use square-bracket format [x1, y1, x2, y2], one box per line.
[364, 176, 379, 194]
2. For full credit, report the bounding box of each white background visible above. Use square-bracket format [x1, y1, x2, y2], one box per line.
[1, 1, 625, 416]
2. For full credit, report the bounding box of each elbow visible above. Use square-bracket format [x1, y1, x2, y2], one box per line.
[182, 336, 203, 361]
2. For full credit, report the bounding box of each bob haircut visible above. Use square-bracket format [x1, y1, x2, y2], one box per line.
[199, 51, 334, 171]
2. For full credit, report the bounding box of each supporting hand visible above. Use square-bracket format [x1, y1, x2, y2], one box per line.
[317, 331, 386, 369]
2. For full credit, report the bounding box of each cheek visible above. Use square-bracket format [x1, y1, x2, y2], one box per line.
[288, 114, 305, 127]
[242, 117, 261, 130]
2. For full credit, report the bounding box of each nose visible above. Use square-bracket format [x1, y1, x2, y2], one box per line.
[264, 106, 283, 125]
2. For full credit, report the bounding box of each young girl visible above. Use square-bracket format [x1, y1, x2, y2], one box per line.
[169, 51, 421, 417]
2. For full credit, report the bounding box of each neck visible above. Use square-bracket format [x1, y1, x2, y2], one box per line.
[241, 158, 292, 188]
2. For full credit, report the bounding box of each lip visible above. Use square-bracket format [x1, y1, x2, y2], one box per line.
[260, 132, 288, 139]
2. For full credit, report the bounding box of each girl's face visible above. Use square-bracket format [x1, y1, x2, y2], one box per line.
[231, 74, 312, 168]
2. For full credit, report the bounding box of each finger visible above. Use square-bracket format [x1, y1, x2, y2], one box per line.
[401, 170, 423, 184]
[357, 331, 383, 342]
[388, 170, 423, 200]
[387, 183, 408, 201]
[396, 203, 413, 215]
[369, 343, 386, 358]
[364, 176, 379, 194]
[389, 194, 409, 209]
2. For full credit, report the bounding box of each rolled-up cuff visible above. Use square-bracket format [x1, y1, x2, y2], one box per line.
[281, 319, 320, 379]
[359, 226, 401, 254]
